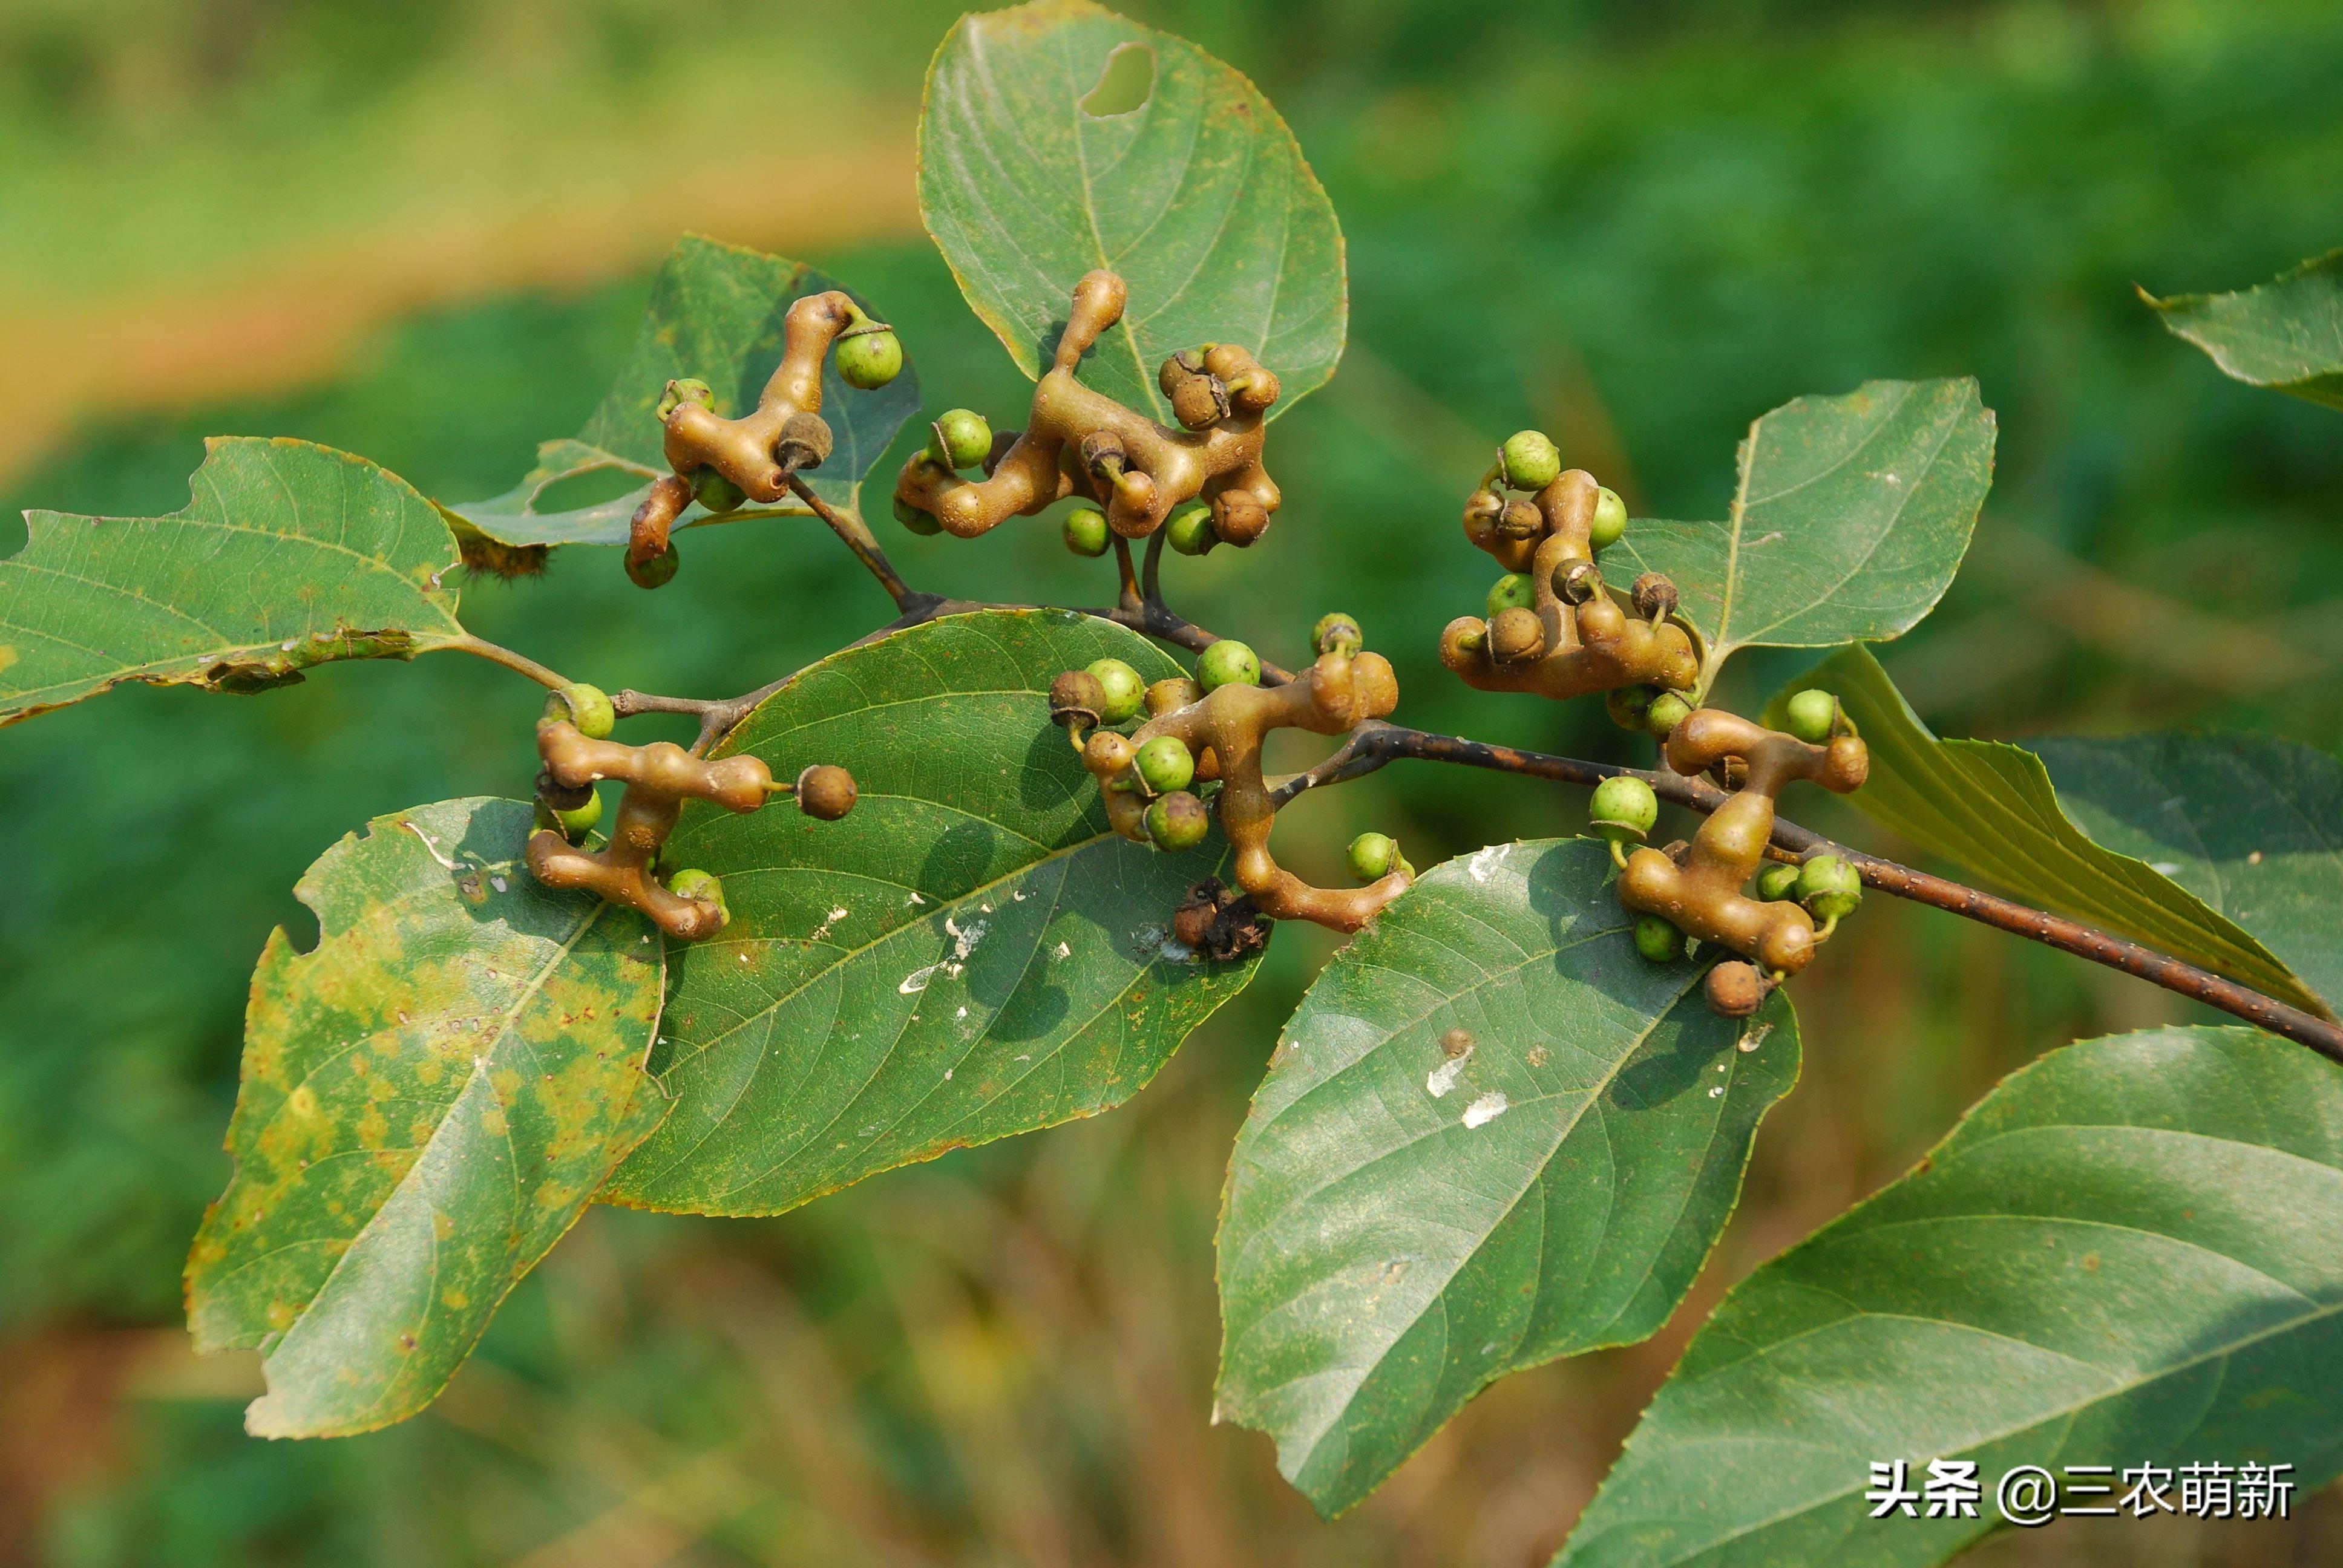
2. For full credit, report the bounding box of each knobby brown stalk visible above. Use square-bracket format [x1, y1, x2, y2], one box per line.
[472, 481, 2343, 1065]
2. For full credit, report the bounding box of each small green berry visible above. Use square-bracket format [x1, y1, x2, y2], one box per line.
[544, 681, 615, 739]
[1313, 612, 1364, 657]
[1501, 430, 1562, 491]
[694, 469, 746, 514]
[1754, 863, 1802, 902]
[1589, 775, 1660, 843]
[928, 408, 992, 470]
[535, 790, 603, 842]
[667, 868, 730, 927]
[1145, 790, 1211, 852]
[1135, 735, 1196, 794]
[1197, 639, 1261, 693]
[1784, 688, 1840, 745]
[627, 543, 680, 590]
[1486, 573, 1536, 618]
[1589, 486, 1628, 551]
[1796, 854, 1864, 921]
[1063, 506, 1110, 557]
[1086, 658, 1147, 724]
[1607, 684, 1657, 732]
[835, 328, 903, 390]
[1645, 691, 1694, 737]
[1633, 915, 1685, 964]
[656, 377, 714, 420]
[1346, 832, 1402, 882]
[893, 494, 943, 535]
[1165, 503, 1216, 555]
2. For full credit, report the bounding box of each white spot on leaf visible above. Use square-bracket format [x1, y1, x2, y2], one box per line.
[1461, 1091, 1509, 1128]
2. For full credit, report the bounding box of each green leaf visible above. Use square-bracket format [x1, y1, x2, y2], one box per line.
[1557, 1024, 2343, 1567]
[1774, 645, 2327, 1016]
[1, 437, 464, 725]
[443, 235, 920, 547]
[186, 798, 668, 1438]
[2144, 249, 2343, 410]
[2031, 732, 2343, 1014]
[1611, 379, 1994, 686]
[919, 0, 1345, 422]
[602, 609, 1260, 1215]
[1215, 837, 1800, 1518]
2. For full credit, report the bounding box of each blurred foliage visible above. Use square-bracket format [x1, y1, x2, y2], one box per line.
[4, 0, 2341, 1563]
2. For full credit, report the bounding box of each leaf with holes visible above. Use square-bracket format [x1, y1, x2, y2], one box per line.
[186, 798, 667, 1437]
[1215, 837, 1799, 1518]
[2031, 731, 2343, 1013]
[1610, 379, 1993, 685]
[919, 0, 1345, 422]
[2144, 250, 2343, 410]
[1770, 646, 2330, 1016]
[442, 235, 920, 550]
[1, 437, 464, 725]
[601, 609, 1260, 1215]
[1558, 1024, 2343, 1567]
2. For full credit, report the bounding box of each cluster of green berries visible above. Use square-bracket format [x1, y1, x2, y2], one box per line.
[534, 682, 615, 840]
[1047, 639, 1275, 854]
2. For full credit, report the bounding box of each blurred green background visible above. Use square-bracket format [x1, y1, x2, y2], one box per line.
[4, 0, 2340, 1563]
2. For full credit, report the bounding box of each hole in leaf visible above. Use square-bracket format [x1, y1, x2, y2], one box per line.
[1080, 44, 1154, 117]
[531, 466, 646, 515]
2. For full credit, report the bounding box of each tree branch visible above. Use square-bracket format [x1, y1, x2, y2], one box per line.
[1273, 720, 2343, 1063]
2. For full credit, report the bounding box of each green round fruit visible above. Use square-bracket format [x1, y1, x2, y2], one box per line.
[544, 681, 615, 739]
[1501, 429, 1562, 491]
[1633, 915, 1685, 964]
[1165, 503, 1216, 555]
[694, 469, 747, 514]
[928, 408, 992, 470]
[656, 377, 713, 420]
[1063, 506, 1110, 557]
[1346, 831, 1401, 882]
[1086, 658, 1147, 724]
[1784, 688, 1840, 745]
[1645, 691, 1694, 737]
[835, 328, 903, 390]
[893, 494, 944, 535]
[534, 790, 603, 841]
[1589, 774, 1660, 843]
[1589, 486, 1628, 550]
[667, 867, 730, 927]
[1486, 572, 1536, 618]
[627, 543, 680, 590]
[1135, 735, 1196, 794]
[1796, 854, 1864, 921]
[1197, 639, 1261, 693]
[1145, 791, 1211, 852]
[1754, 862, 1802, 902]
[1607, 684, 1657, 732]
[1313, 612, 1363, 657]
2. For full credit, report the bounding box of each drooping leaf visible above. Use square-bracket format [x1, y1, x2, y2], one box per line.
[1, 437, 465, 725]
[2143, 249, 2343, 410]
[443, 235, 920, 548]
[919, 0, 1345, 422]
[1771, 646, 2330, 1017]
[602, 609, 1260, 1215]
[1215, 837, 1800, 1518]
[1611, 379, 1994, 687]
[1558, 1024, 2343, 1567]
[186, 798, 667, 1438]
[2032, 732, 2343, 1014]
